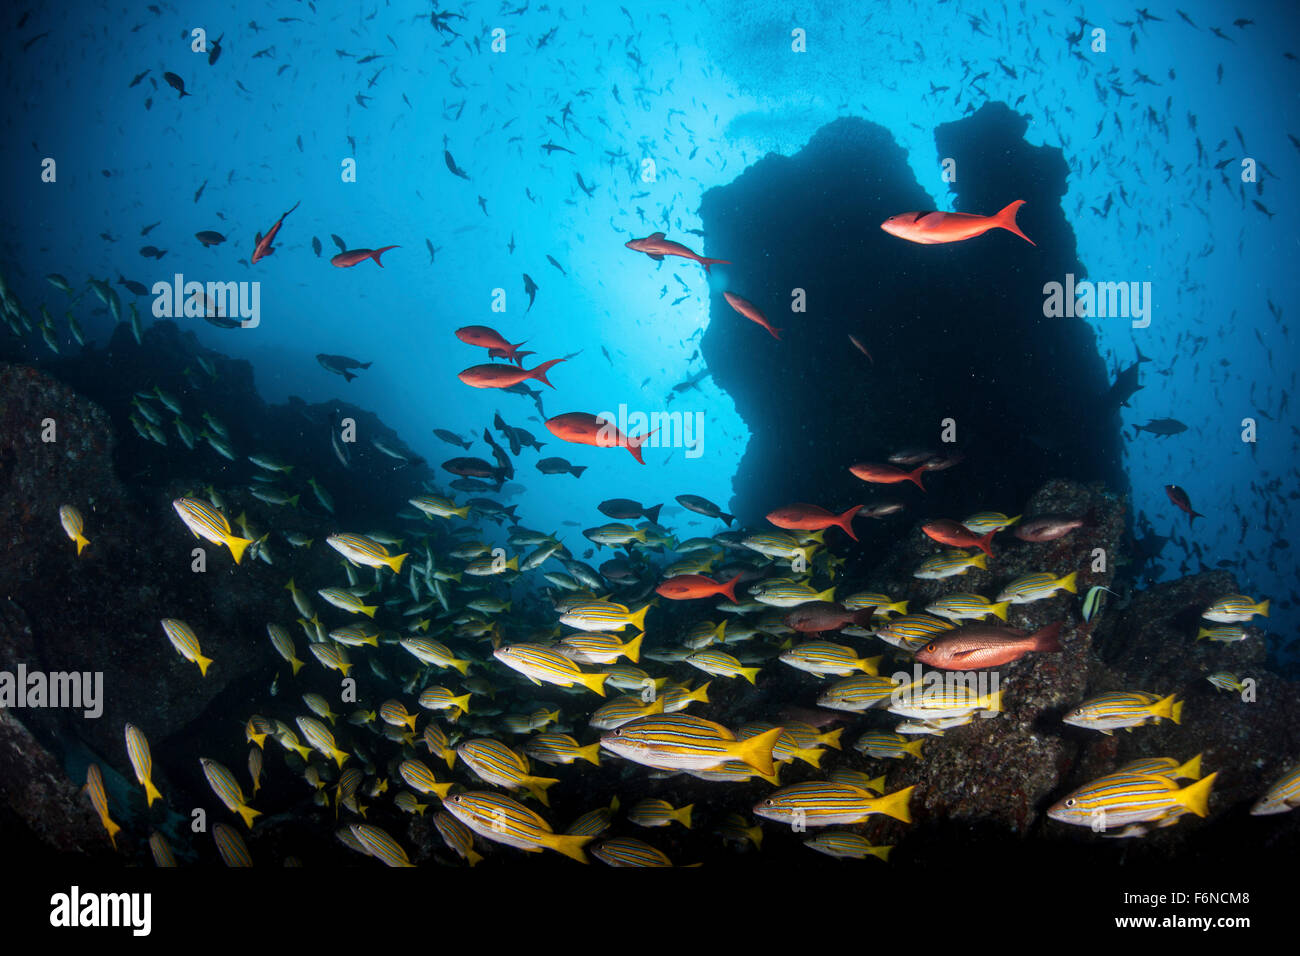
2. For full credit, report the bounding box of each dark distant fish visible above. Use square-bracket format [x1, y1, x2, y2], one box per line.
[163, 71, 192, 98]
[546, 255, 566, 276]
[1165, 484, 1204, 526]
[129, 70, 150, 88]
[139, 245, 167, 259]
[541, 141, 573, 154]
[442, 457, 499, 478]
[311, 236, 322, 257]
[193, 180, 207, 203]
[141, 221, 161, 236]
[444, 150, 470, 179]
[195, 230, 226, 247]
[331, 234, 346, 252]
[536, 457, 586, 478]
[599, 499, 662, 524]
[626, 232, 730, 273]
[432, 428, 472, 450]
[1014, 515, 1084, 542]
[316, 353, 371, 382]
[1107, 346, 1151, 408]
[208, 33, 223, 65]
[676, 494, 734, 525]
[118, 276, 149, 296]
[1132, 418, 1187, 438]
[522, 273, 538, 311]
[783, 602, 874, 633]
[450, 478, 494, 493]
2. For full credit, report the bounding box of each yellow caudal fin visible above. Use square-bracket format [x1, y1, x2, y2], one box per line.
[888, 600, 909, 615]
[1256, 599, 1270, 617]
[403, 714, 418, 733]
[330, 747, 350, 769]
[816, 586, 837, 602]
[733, 725, 783, 776]
[545, 831, 593, 864]
[807, 530, 826, 545]
[691, 681, 712, 704]
[466, 847, 483, 866]
[1177, 753, 1203, 781]
[794, 747, 824, 769]
[225, 534, 254, 564]
[859, 655, 882, 676]
[904, 739, 926, 759]
[449, 657, 472, 676]
[386, 552, 409, 573]
[1057, 570, 1079, 594]
[869, 845, 894, 862]
[290, 656, 304, 676]
[359, 604, 378, 619]
[981, 688, 1004, 713]
[713, 619, 727, 642]
[1151, 692, 1178, 723]
[452, 693, 473, 713]
[525, 777, 560, 807]
[577, 671, 609, 697]
[577, 743, 602, 766]
[195, 653, 213, 677]
[622, 631, 644, 664]
[873, 785, 915, 823]
[1171, 699, 1184, 724]
[75, 533, 89, 555]
[971, 553, 988, 570]
[236, 803, 262, 828]
[740, 665, 761, 685]
[1005, 515, 1022, 527]
[675, 804, 695, 829]
[1195, 627, 1211, 641]
[504, 555, 519, 571]
[1175, 771, 1218, 818]
[627, 603, 651, 632]
[454, 506, 471, 518]
[101, 814, 121, 848]
[989, 600, 1011, 621]
[821, 727, 844, 750]
[864, 773, 887, 794]
[144, 779, 163, 806]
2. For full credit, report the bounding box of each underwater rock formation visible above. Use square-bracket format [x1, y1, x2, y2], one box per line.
[699, 105, 1123, 536]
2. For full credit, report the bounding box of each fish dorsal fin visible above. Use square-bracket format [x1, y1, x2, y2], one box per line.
[650, 232, 665, 239]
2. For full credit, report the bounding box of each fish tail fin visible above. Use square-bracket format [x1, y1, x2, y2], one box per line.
[103, 815, 122, 848]
[1171, 699, 1184, 724]
[1256, 599, 1270, 617]
[622, 630, 644, 664]
[290, 656, 304, 676]
[342, 370, 356, 382]
[236, 804, 262, 828]
[1033, 621, 1064, 652]
[371, 245, 399, 266]
[450, 657, 472, 676]
[643, 503, 663, 524]
[330, 747, 350, 769]
[700, 257, 731, 273]
[545, 832, 593, 864]
[144, 779, 163, 806]
[287, 495, 299, 508]
[740, 665, 761, 685]
[821, 727, 844, 750]
[995, 199, 1035, 245]
[719, 573, 743, 604]
[691, 681, 712, 704]
[977, 529, 997, 557]
[971, 553, 988, 570]
[75, 533, 89, 555]
[989, 601, 1011, 621]
[797, 747, 824, 769]
[627, 603, 651, 632]
[675, 803, 695, 828]
[735, 726, 783, 775]
[874, 785, 915, 823]
[1058, 572, 1078, 594]
[359, 604, 378, 619]
[865, 773, 887, 794]
[527, 358, 566, 388]
[816, 586, 837, 602]
[905, 739, 926, 759]
[578, 671, 608, 697]
[626, 429, 658, 464]
[226, 535, 254, 564]
[386, 552, 409, 573]
[1176, 772, 1218, 818]
[195, 653, 213, 677]
[907, 466, 927, 491]
[837, 505, 861, 541]
[570, 465, 587, 478]
[870, 846, 893, 862]
[1178, 753, 1204, 781]
[578, 743, 602, 766]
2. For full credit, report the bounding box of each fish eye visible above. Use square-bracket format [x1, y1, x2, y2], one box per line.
[1065, 799, 1075, 807]
[925, 643, 935, 652]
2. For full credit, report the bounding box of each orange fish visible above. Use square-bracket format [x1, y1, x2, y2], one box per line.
[915, 621, 1063, 670]
[457, 358, 564, 389]
[920, 519, 996, 558]
[722, 292, 781, 340]
[455, 326, 527, 366]
[766, 503, 862, 542]
[331, 245, 399, 268]
[251, 200, 300, 263]
[544, 412, 656, 465]
[654, 573, 743, 602]
[881, 200, 1035, 246]
[849, 462, 926, 490]
[625, 232, 731, 273]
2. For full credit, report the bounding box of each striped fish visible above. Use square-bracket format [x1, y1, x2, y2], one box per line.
[997, 571, 1078, 604]
[566, 798, 619, 837]
[327, 533, 408, 573]
[855, 731, 926, 760]
[686, 648, 761, 684]
[589, 694, 665, 729]
[559, 631, 643, 665]
[266, 623, 304, 675]
[456, 738, 559, 805]
[842, 592, 908, 615]
[600, 713, 784, 774]
[962, 511, 1020, 533]
[716, 813, 764, 849]
[1206, 672, 1247, 693]
[161, 618, 213, 676]
[380, 699, 418, 732]
[83, 764, 121, 848]
[804, 830, 894, 861]
[295, 715, 350, 768]
[524, 733, 602, 767]
[417, 686, 472, 716]
[351, 823, 414, 867]
[423, 724, 457, 769]
[686, 760, 781, 785]
[1251, 764, 1300, 816]
[628, 798, 693, 829]
[410, 495, 470, 519]
[926, 592, 1010, 622]
[328, 623, 379, 648]
[59, 504, 90, 555]
[1062, 691, 1182, 734]
[913, 549, 986, 580]
[316, 587, 377, 618]
[398, 758, 454, 798]
[308, 641, 352, 676]
[558, 600, 650, 633]
[1048, 771, 1218, 830]
[213, 822, 253, 866]
[887, 684, 1002, 720]
[779, 641, 881, 677]
[302, 693, 338, 723]
[442, 791, 592, 863]
[817, 675, 907, 712]
[493, 643, 609, 695]
[592, 836, 675, 867]
[782, 721, 844, 752]
[201, 757, 261, 828]
[741, 722, 825, 768]
[740, 531, 821, 563]
[434, 811, 482, 866]
[1202, 594, 1269, 623]
[501, 709, 560, 734]
[1120, 755, 1202, 781]
[827, 769, 887, 794]
[172, 496, 254, 563]
[248, 745, 263, 795]
[754, 782, 914, 826]
[658, 682, 710, 714]
[148, 831, 176, 867]
[682, 620, 726, 650]
[875, 614, 954, 652]
[750, 578, 836, 608]
[464, 553, 519, 576]
[395, 791, 428, 816]
[895, 713, 975, 735]
[400, 637, 473, 674]
[124, 723, 162, 806]
[1197, 625, 1248, 643]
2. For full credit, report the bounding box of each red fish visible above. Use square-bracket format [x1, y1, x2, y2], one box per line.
[331, 245, 399, 268]
[455, 326, 528, 366]
[544, 412, 657, 465]
[722, 292, 781, 340]
[766, 503, 862, 542]
[881, 200, 1035, 246]
[1165, 484, 1204, 525]
[1014, 515, 1083, 542]
[849, 462, 926, 491]
[251, 200, 300, 263]
[848, 334, 874, 363]
[654, 573, 742, 602]
[783, 602, 875, 633]
[625, 232, 731, 273]
[914, 621, 1063, 670]
[457, 359, 564, 390]
[920, 519, 996, 558]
